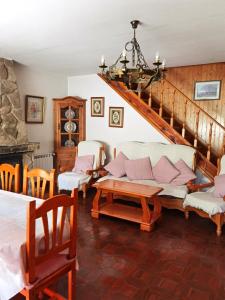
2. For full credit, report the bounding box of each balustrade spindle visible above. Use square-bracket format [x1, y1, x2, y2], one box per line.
[194, 110, 200, 148]
[159, 79, 164, 117]
[170, 90, 176, 127]
[223, 133, 225, 155]
[182, 99, 188, 138]
[148, 86, 152, 107]
[207, 122, 213, 161]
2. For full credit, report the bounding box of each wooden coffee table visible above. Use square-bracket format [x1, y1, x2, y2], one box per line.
[91, 179, 163, 231]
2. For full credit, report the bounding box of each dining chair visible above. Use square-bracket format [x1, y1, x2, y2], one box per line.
[0, 163, 20, 193]
[20, 189, 78, 300]
[23, 165, 55, 199]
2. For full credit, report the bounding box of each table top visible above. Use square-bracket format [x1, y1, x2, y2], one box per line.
[0, 190, 44, 300]
[93, 179, 163, 197]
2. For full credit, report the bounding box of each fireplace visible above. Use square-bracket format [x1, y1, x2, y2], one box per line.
[0, 58, 40, 190]
[0, 143, 39, 190]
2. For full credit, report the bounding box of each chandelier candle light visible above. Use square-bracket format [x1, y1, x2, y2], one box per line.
[99, 20, 166, 91]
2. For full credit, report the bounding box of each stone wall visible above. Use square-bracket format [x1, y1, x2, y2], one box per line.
[0, 58, 28, 145]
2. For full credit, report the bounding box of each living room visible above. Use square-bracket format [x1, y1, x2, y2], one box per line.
[0, 0, 225, 299]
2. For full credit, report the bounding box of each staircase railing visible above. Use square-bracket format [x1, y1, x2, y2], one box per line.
[150, 79, 225, 163]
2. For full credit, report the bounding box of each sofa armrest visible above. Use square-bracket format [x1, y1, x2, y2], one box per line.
[86, 168, 109, 177]
[187, 181, 214, 192]
[59, 166, 71, 173]
[86, 169, 99, 175]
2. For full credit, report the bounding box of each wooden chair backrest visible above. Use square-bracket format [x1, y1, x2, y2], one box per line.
[23, 165, 55, 199]
[26, 189, 77, 283]
[0, 163, 20, 193]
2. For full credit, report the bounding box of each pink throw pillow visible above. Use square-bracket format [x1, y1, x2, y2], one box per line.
[214, 174, 225, 198]
[125, 157, 154, 180]
[104, 152, 128, 177]
[171, 159, 196, 186]
[72, 155, 94, 173]
[152, 156, 180, 183]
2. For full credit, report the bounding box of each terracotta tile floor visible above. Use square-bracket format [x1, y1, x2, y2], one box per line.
[13, 189, 225, 300]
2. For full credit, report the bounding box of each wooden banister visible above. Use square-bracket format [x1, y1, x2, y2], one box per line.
[165, 79, 225, 131]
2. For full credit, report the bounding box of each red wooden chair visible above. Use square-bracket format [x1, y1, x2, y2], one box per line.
[0, 163, 20, 193]
[23, 165, 55, 199]
[20, 189, 78, 299]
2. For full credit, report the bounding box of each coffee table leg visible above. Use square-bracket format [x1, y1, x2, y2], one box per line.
[107, 192, 113, 204]
[152, 196, 162, 222]
[91, 189, 102, 218]
[140, 197, 152, 231]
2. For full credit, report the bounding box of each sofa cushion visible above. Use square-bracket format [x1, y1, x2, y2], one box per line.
[171, 159, 196, 186]
[116, 141, 196, 169]
[124, 157, 154, 180]
[97, 175, 188, 199]
[214, 174, 225, 197]
[72, 155, 94, 173]
[58, 172, 91, 191]
[105, 152, 128, 177]
[184, 192, 225, 216]
[152, 156, 180, 183]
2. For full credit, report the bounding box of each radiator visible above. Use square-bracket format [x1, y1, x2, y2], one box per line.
[33, 153, 55, 171]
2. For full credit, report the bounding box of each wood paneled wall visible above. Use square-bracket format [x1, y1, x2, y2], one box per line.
[166, 62, 225, 126]
[151, 62, 225, 155]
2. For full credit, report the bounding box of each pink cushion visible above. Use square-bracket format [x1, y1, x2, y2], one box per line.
[72, 155, 94, 173]
[171, 159, 196, 186]
[152, 156, 180, 183]
[125, 157, 154, 180]
[104, 152, 128, 177]
[214, 174, 225, 198]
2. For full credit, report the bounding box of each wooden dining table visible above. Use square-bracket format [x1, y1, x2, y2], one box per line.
[0, 189, 51, 300]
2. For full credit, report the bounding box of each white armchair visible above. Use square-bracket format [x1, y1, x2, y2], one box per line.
[184, 155, 225, 236]
[58, 141, 106, 198]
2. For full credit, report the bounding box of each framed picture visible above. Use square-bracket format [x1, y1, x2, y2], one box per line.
[91, 97, 104, 117]
[25, 95, 45, 123]
[109, 107, 124, 128]
[194, 80, 221, 100]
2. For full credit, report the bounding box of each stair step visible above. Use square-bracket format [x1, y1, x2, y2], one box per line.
[98, 74, 219, 179]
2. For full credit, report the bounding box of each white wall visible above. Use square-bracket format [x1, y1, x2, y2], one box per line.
[68, 74, 168, 159]
[15, 63, 67, 154]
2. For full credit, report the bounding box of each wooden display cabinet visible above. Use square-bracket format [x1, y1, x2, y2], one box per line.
[53, 96, 86, 174]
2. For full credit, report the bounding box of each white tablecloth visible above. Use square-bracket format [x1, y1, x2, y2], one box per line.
[0, 190, 47, 300]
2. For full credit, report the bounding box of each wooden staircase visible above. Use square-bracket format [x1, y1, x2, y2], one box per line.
[99, 74, 225, 180]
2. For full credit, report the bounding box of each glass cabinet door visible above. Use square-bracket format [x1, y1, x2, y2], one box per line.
[59, 105, 79, 147]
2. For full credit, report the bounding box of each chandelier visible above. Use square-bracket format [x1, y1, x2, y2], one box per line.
[99, 20, 166, 91]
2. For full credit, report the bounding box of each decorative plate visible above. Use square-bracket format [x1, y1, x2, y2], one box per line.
[65, 108, 75, 119]
[64, 121, 76, 133]
[65, 139, 75, 147]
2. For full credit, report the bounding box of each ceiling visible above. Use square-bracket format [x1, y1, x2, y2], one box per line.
[1, 0, 225, 76]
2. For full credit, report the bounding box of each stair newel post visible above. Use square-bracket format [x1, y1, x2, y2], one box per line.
[148, 85, 152, 108]
[207, 122, 213, 161]
[194, 110, 200, 148]
[170, 89, 176, 127]
[159, 79, 164, 117]
[182, 99, 188, 138]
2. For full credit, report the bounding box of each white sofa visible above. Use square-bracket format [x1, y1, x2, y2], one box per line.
[98, 141, 196, 215]
[184, 155, 225, 236]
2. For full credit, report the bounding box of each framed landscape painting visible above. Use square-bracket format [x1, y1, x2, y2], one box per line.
[91, 97, 104, 117]
[109, 107, 124, 128]
[194, 80, 221, 100]
[25, 95, 45, 123]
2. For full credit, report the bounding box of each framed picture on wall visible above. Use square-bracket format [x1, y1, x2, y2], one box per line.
[109, 107, 124, 128]
[25, 95, 45, 123]
[91, 97, 104, 117]
[194, 80, 221, 100]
